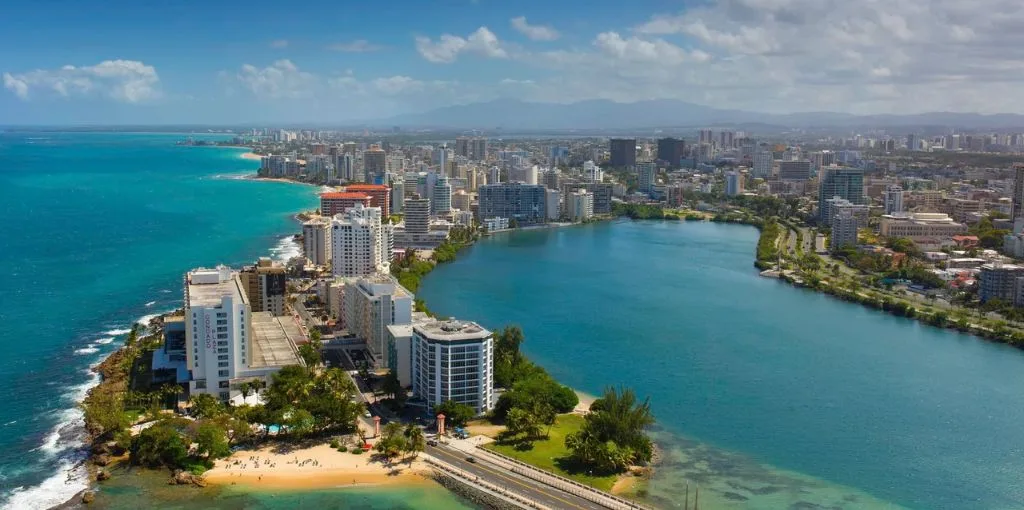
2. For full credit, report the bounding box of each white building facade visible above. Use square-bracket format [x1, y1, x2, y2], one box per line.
[344, 274, 413, 367]
[411, 319, 494, 413]
[331, 203, 393, 277]
[185, 267, 250, 401]
[568, 190, 594, 222]
[302, 217, 332, 266]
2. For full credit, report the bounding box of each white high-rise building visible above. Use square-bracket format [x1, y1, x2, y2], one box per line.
[331, 203, 393, 277]
[489, 166, 501, 185]
[302, 217, 332, 266]
[525, 165, 539, 185]
[753, 151, 772, 179]
[568, 190, 594, 222]
[545, 188, 560, 221]
[343, 274, 413, 368]
[885, 185, 905, 215]
[411, 319, 494, 413]
[583, 160, 603, 183]
[185, 267, 301, 402]
[830, 207, 860, 251]
[433, 175, 452, 214]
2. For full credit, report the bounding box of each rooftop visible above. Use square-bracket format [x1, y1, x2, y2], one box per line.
[345, 184, 389, 191]
[249, 312, 303, 369]
[321, 192, 372, 200]
[414, 319, 491, 342]
[186, 268, 248, 308]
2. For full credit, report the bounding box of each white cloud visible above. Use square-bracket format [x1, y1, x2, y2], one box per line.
[2, 60, 160, 103]
[510, 16, 560, 41]
[270, 39, 289, 49]
[593, 32, 702, 64]
[415, 27, 507, 63]
[327, 40, 384, 52]
[235, 59, 316, 99]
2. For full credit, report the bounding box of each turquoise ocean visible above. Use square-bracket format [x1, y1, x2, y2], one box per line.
[0, 133, 469, 509]
[418, 221, 1024, 509]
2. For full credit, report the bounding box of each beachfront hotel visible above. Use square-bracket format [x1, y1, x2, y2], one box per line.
[410, 319, 494, 414]
[184, 267, 302, 402]
[331, 203, 393, 278]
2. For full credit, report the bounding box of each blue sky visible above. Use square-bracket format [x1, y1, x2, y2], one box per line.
[4, 0, 1024, 124]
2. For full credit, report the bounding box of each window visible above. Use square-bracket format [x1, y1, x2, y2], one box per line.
[218, 381, 230, 389]
[195, 380, 207, 389]
[218, 354, 229, 361]
[218, 370, 230, 377]
[218, 361, 229, 368]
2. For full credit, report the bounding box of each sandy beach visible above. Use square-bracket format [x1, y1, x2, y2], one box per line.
[204, 443, 432, 490]
[240, 152, 262, 160]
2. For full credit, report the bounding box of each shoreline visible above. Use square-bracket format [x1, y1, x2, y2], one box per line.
[203, 444, 432, 491]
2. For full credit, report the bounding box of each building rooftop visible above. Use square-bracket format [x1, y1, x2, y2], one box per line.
[345, 184, 390, 191]
[882, 212, 962, 225]
[321, 192, 373, 200]
[249, 311, 303, 369]
[414, 319, 492, 342]
[187, 267, 248, 308]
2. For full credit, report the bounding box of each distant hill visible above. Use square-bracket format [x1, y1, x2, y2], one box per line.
[378, 98, 1024, 131]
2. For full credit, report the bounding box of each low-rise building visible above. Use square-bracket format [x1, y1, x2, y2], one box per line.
[879, 213, 968, 242]
[411, 319, 494, 414]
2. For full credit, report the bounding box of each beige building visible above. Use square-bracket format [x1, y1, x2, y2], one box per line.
[879, 213, 968, 241]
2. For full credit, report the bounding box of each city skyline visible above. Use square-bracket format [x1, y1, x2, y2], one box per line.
[5, 0, 1024, 125]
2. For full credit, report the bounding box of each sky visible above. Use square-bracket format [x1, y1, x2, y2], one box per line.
[3, 0, 1024, 125]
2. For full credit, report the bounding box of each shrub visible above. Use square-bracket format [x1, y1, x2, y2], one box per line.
[329, 439, 340, 449]
[338, 445, 348, 452]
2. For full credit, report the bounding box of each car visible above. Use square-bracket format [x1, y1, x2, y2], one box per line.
[466, 456, 476, 463]
[363, 411, 371, 418]
[427, 440, 438, 447]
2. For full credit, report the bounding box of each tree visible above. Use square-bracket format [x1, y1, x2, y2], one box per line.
[433, 400, 475, 428]
[239, 381, 253, 404]
[189, 393, 225, 419]
[565, 386, 654, 474]
[285, 408, 315, 439]
[382, 370, 406, 410]
[82, 390, 129, 439]
[375, 422, 407, 458]
[130, 421, 189, 469]
[192, 421, 231, 459]
[404, 424, 426, 459]
[505, 407, 542, 441]
[298, 343, 322, 372]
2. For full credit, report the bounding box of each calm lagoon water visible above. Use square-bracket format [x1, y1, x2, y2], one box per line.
[418, 221, 1024, 509]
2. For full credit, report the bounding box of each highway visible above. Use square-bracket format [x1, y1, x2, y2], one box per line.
[426, 443, 608, 510]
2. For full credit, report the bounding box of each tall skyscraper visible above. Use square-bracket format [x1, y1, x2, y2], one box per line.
[637, 161, 656, 195]
[363, 145, 387, 184]
[404, 197, 430, 235]
[609, 139, 637, 168]
[1013, 163, 1024, 220]
[331, 203, 393, 277]
[725, 171, 744, 196]
[657, 138, 686, 167]
[818, 167, 864, 221]
[470, 137, 488, 161]
[432, 176, 452, 214]
[455, 137, 470, 157]
[753, 151, 773, 179]
[302, 218, 332, 266]
[885, 185, 905, 215]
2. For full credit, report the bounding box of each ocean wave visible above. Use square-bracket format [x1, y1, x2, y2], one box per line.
[210, 172, 250, 180]
[73, 346, 98, 356]
[268, 235, 302, 262]
[102, 328, 132, 336]
[93, 337, 115, 345]
[1, 458, 89, 510]
[159, 289, 172, 293]
[145, 301, 156, 307]
[135, 313, 160, 327]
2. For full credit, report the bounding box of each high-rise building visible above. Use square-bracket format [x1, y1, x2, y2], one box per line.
[725, 171, 744, 196]
[637, 161, 656, 195]
[345, 184, 392, 217]
[779, 161, 812, 181]
[390, 180, 405, 214]
[478, 182, 548, 224]
[343, 274, 413, 367]
[238, 258, 287, 316]
[753, 151, 773, 179]
[568, 190, 593, 222]
[818, 167, 864, 221]
[699, 129, 713, 144]
[331, 203, 393, 277]
[488, 166, 502, 185]
[1013, 163, 1024, 219]
[184, 267, 301, 402]
[335, 154, 355, 181]
[583, 160, 602, 183]
[979, 264, 1024, 304]
[454, 137, 470, 158]
[830, 207, 859, 252]
[885, 185, 905, 215]
[363, 145, 387, 184]
[657, 138, 686, 167]
[545, 189, 560, 221]
[302, 217, 332, 266]
[411, 319, 494, 413]
[470, 137, 488, 161]
[437, 145, 449, 175]
[404, 197, 430, 235]
[433, 176, 452, 214]
[609, 138, 637, 168]
[906, 134, 918, 151]
[320, 192, 372, 217]
[541, 168, 561, 190]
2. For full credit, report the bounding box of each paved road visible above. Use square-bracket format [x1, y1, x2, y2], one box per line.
[426, 444, 607, 510]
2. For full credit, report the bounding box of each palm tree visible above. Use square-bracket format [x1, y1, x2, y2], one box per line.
[404, 425, 425, 461]
[239, 381, 252, 404]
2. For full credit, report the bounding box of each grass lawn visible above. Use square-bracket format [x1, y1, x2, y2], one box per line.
[483, 413, 618, 492]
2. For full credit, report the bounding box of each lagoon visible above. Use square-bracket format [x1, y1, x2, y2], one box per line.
[418, 220, 1024, 509]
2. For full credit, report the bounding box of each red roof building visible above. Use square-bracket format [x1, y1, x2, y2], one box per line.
[344, 184, 391, 217]
[320, 192, 372, 217]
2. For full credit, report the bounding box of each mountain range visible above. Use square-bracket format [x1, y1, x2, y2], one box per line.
[379, 98, 1024, 131]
